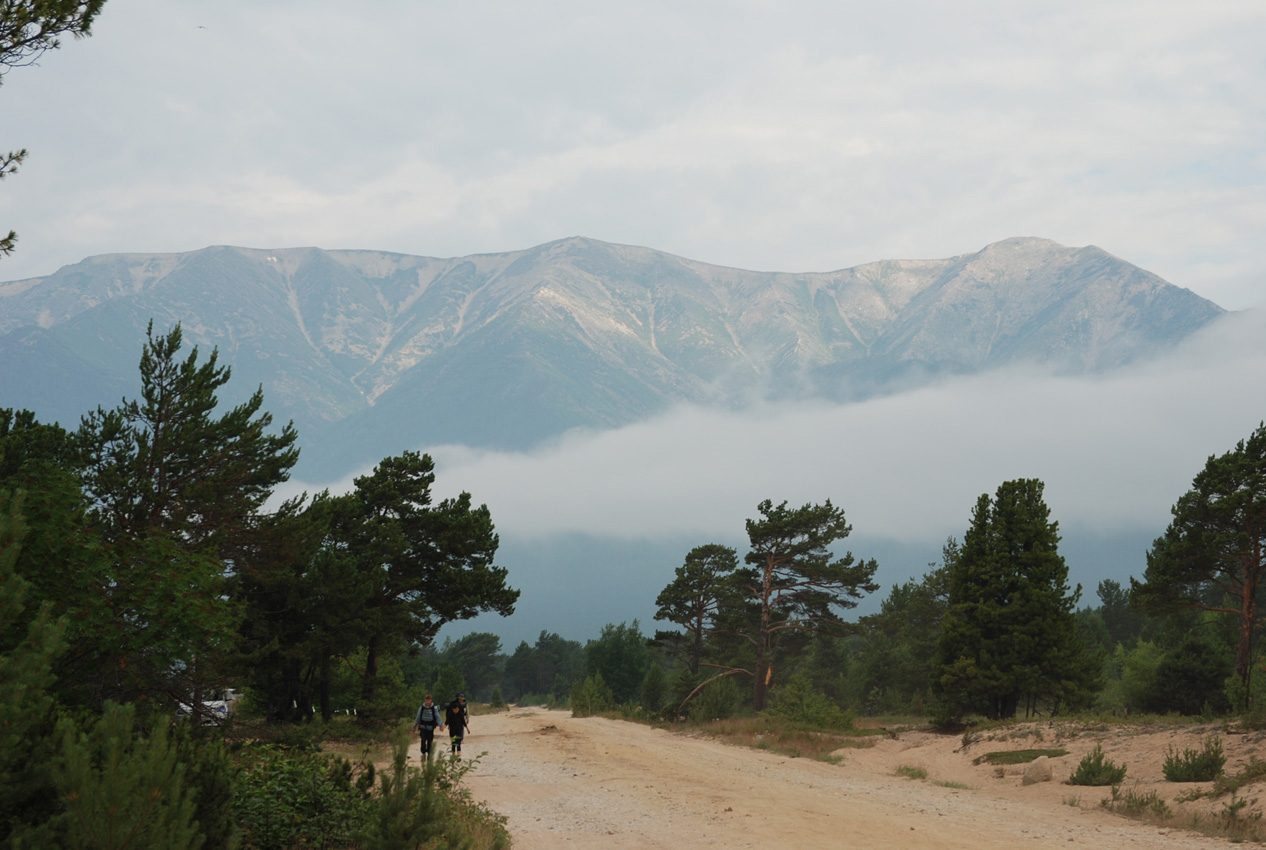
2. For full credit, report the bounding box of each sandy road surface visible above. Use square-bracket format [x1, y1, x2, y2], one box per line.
[440, 708, 1226, 850]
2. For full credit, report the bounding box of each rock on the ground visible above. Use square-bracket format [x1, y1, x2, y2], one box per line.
[1022, 755, 1053, 786]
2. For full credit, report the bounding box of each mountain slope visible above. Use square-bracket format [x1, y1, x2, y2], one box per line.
[0, 236, 1224, 480]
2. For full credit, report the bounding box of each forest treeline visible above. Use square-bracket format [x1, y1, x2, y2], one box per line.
[0, 325, 517, 849]
[437, 425, 1266, 726]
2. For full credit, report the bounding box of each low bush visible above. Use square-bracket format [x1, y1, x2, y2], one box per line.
[570, 673, 615, 718]
[1068, 744, 1127, 786]
[233, 726, 510, 850]
[768, 675, 853, 731]
[1214, 756, 1266, 796]
[1163, 736, 1226, 782]
[689, 675, 744, 722]
[232, 745, 374, 850]
[1104, 784, 1172, 819]
[364, 727, 509, 850]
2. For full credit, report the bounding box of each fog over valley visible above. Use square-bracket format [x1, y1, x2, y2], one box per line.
[276, 308, 1266, 648]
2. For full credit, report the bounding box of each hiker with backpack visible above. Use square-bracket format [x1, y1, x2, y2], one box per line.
[444, 692, 470, 758]
[412, 694, 444, 761]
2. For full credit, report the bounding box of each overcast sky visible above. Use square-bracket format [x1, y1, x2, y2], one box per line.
[0, 0, 1263, 310]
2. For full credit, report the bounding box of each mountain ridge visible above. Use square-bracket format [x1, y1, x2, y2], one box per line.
[0, 236, 1225, 480]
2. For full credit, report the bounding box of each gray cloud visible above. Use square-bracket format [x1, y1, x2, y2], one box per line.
[413, 309, 1266, 647]
[408, 308, 1265, 646]
[405, 310, 1266, 548]
[0, 0, 1261, 310]
[282, 310, 1265, 560]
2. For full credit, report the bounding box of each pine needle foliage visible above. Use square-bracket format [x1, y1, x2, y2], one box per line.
[1068, 744, 1127, 786]
[1163, 736, 1227, 782]
[54, 703, 202, 850]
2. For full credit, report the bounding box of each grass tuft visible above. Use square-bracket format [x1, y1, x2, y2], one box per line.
[1103, 784, 1172, 820]
[682, 715, 878, 761]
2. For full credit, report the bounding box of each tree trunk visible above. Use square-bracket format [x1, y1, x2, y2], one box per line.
[754, 556, 774, 711]
[360, 632, 380, 719]
[690, 622, 702, 676]
[319, 655, 332, 722]
[190, 656, 204, 728]
[1237, 567, 1258, 705]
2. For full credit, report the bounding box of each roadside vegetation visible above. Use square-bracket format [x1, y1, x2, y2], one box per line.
[0, 323, 518, 847]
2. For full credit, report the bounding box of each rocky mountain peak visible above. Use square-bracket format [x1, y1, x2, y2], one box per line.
[0, 237, 1225, 479]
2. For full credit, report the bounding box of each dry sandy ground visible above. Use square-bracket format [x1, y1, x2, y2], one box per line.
[428, 708, 1266, 850]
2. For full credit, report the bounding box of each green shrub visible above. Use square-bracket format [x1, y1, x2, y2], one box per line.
[1225, 660, 1266, 723]
[489, 686, 507, 711]
[55, 704, 202, 850]
[666, 667, 700, 719]
[1215, 756, 1266, 796]
[570, 673, 615, 718]
[232, 744, 374, 850]
[689, 675, 742, 722]
[361, 727, 466, 850]
[1163, 736, 1226, 782]
[640, 664, 667, 714]
[927, 695, 963, 731]
[512, 692, 548, 707]
[1105, 784, 1172, 819]
[1068, 744, 1127, 786]
[55, 704, 203, 850]
[170, 721, 240, 850]
[768, 674, 853, 730]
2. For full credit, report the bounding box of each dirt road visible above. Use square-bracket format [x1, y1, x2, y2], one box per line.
[447, 708, 1228, 850]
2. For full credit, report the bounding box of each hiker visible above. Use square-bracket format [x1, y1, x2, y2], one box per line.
[412, 694, 444, 761]
[444, 692, 470, 758]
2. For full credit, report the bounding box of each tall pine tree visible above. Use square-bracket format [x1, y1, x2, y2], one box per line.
[728, 499, 878, 711]
[75, 322, 299, 714]
[653, 543, 738, 675]
[0, 495, 68, 847]
[1132, 422, 1266, 703]
[935, 479, 1096, 719]
[321, 451, 518, 719]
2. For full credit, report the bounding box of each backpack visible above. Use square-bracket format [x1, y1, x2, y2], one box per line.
[417, 704, 441, 728]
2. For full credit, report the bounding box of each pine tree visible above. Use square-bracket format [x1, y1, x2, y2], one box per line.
[854, 540, 954, 713]
[736, 499, 878, 711]
[321, 451, 517, 720]
[360, 728, 461, 850]
[1132, 422, 1266, 702]
[640, 663, 667, 713]
[0, 494, 68, 847]
[935, 479, 1096, 719]
[54, 703, 202, 850]
[585, 621, 650, 704]
[653, 543, 738, 675]
[74, 322, 300, 713]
